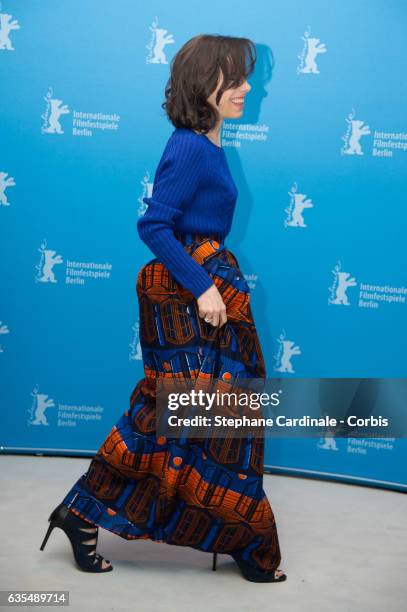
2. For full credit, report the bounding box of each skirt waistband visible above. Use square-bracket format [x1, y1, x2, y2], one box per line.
[173, 231, 226, 246]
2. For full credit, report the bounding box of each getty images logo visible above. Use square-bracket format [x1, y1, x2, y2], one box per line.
[341, 109, 371, 156]
[284, 183, 314, 228]
[145, 17, 174, 65]
[328, 261, 357, 306]
[297, 25, 327, 75]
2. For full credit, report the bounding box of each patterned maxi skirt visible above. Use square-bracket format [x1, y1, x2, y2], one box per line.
[61, 232, 282, 572]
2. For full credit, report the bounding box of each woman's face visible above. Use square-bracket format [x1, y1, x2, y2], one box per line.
[208, 70, 251, 120]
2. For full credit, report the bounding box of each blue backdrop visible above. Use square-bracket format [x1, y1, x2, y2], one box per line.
[1, 1, 406, 491]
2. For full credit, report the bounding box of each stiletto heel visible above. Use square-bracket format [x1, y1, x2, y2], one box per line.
[39, 522, 55, 551]
[212, 552, 217, 571]
[39, 502, 113, 573]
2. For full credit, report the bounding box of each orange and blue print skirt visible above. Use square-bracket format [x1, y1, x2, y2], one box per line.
[61, 232, 282, 572]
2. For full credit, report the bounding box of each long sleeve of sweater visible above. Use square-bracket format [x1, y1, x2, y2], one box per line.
[137, 133, 216, 299]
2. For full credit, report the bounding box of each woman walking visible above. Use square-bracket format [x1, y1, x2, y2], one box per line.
[40, 34, 287, 583]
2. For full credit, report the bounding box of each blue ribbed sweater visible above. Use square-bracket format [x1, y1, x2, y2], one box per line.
[137, 127, 238, 299]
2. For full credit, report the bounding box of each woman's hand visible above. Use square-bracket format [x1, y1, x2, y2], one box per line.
[197, 284, 227, 327]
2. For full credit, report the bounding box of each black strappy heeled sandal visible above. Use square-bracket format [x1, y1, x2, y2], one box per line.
[211, 552, 287, 583]
[39, 502, 113, 573]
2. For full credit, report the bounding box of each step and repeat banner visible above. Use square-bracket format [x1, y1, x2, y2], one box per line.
[1, 2, 406, 491]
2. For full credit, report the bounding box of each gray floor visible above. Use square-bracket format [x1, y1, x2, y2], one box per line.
[1, 455, 406, 612]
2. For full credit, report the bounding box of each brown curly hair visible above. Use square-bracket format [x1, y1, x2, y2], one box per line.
[162, 34, 256, 133]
